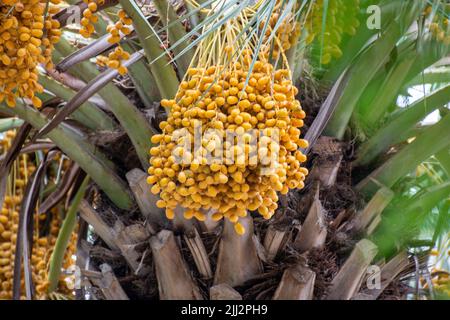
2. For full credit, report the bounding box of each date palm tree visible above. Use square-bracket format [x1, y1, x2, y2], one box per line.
[0, 0, 449, 300]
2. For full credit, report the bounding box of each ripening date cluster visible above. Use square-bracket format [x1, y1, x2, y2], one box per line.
[89, 7, 132, 75]
[147, 51, 309, 235]
[79, 0, 104, 38]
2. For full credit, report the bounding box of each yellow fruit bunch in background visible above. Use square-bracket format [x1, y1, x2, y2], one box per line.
[79, 0, 104, 38]
[81, 2, 132, 75]
[95, 46, 130, 76]
[79, 1, 133, 42]
[421, 268, 450, 298]
[104, 45, 130, 76]
[0, 130, 76, 300]
[264, 12, 301, 59]
[147, 9, 308, 235]
[103, 9, 132, 75]
[106, 9, 132, 44]
[0, 0, 62, 108]
[306, 0, 360, 64]
[424, 5, 450, 45]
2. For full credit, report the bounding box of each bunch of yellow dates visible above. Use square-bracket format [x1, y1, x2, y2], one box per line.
[148, 50, 309, 235]
[0, 0, 62, 108]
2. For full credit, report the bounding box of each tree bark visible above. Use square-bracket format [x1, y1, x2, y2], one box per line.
[150, 230, 203, 300]
[210, 284, 242, 300]
[326, 239, 378, 300]
[294, 188, 327, 252]
[86, 264, 129, 300]
[214, 217, 263, 287]
[184, 228, 213, 279]
[126, 168, 165, 229]
[355, 251, 409, 300]
[263, 226, 289, 261]
[273, 264, 316, 300]
[79, 200, 151, 275]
